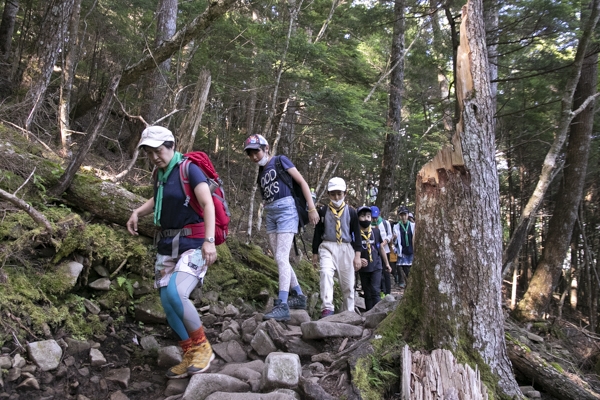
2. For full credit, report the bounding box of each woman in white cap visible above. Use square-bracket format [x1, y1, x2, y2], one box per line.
[127, 126, 216, 379]
[244, 134, 319, 321]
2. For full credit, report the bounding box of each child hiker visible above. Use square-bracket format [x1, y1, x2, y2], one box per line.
[244, 134, 319, 321]
[312, 177, 362, 317]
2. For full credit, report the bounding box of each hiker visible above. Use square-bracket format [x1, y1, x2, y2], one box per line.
[244, 134, 319, 322]
[357, 206, 391, 310]
[366, 182, 378, 205]
[393, 206, 415, 288]
[312, 177, 362, 318]
[370, 206, 393, 296]
[126, 126, 216, 378]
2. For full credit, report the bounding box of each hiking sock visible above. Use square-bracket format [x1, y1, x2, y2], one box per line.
[278, 290, 289, 303]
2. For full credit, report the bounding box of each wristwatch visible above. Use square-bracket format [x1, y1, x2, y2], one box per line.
[206, 237, 215, 243]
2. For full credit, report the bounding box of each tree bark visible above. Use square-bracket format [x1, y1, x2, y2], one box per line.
[58, 0, 82, 156]
[23, 0, 75, 131]
[0, 0, 18, 61]
[376, 0, 405, 218]
[50, 74, 121, 197]
[502, 0, 600, 276]
[393, 0, 520, 396]
[515, 51, 598, 321]
[135, 0, 178, 154]
[178, 68, 211, 153]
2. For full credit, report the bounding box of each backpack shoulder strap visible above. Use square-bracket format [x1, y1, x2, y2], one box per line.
[275, 156, 294, 190]
[178, 158, 203, 216]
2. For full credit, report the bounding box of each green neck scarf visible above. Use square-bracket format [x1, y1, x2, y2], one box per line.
[399, 220, 410, 247]
[154, 151, 183, 226]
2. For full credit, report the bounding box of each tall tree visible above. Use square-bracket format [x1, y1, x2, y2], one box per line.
[376, 0, 405, 217]
[58, 0, 82, 156]
[515, 49, 598, 320]
[501, 0, 600, 275]
[22, 0, 75, 131]
[0, 0, 18, 61]
[379, 0, 520, 396]
[143, 0, 178, 122]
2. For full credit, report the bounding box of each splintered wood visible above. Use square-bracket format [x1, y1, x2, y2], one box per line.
[418, 3, 473, 185]
[401, 346, 488, 400]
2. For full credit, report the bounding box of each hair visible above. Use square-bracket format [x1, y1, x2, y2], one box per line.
[140, 141, 175, 151]
[358, 210, 372, 217]
[245, 144, 268, 156]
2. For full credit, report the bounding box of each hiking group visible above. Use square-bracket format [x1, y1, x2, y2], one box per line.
[126, 128, 415, 379]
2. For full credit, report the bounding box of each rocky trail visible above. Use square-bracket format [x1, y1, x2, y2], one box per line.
[0, 272, 406, 400]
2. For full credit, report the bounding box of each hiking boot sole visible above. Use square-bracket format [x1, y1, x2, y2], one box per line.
[188, 353, 215, 375]
[166, 370, 189, 379]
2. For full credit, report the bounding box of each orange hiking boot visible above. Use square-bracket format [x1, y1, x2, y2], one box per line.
[165, 338, 193, 379]
[187, 326, 215, 375]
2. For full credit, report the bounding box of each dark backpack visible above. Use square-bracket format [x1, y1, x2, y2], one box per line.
[258, 155, 309, 229]
[155, 152, 231, 245]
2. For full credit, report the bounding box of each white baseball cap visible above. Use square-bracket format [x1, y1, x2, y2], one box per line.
[138, 126, 175, 148]
[327, 177, 347, 192]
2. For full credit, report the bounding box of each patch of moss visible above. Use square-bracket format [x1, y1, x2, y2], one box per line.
[54, 222, 154, 278]
[550, 362, 564, 373]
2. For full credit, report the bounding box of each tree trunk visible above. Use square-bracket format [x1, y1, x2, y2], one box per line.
[50, 74, 121, 197]
[502, 0, 600, 276]
[23, 0, 75, 131]
[376, 0, 404, 218]
[136, 0, 178, 153]
[0, 0, 18, 61]
[58, 0, 82, 156]
[178, 68, 211, 153]
[392, 0, 520, 396]
[514, 50, 598, 321]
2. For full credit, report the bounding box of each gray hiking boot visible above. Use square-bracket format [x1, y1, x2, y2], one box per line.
[287, 290, 307, 310]
[263, 299, 290, 321]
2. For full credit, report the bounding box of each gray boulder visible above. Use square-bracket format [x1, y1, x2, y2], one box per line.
[212, 340, 248, 363]
[182, 373, 250, 400]
[27, 340, 62, 371]
[261, 352, 302, 392]
[300, 322, 363, 340]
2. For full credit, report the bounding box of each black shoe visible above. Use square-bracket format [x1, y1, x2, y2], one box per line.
[263, 299, 291, 321]
[287, 290, 307, 310]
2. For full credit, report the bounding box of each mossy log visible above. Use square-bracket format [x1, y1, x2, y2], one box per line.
[1, 133, 156, 237]
[507, 343, 600, 400]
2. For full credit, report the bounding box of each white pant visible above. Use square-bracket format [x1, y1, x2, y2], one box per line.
[318, 241, 355, 313]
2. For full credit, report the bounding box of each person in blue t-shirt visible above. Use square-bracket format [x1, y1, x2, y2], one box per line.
[127, 126, 216, 379]
[244, 134, 319, 321]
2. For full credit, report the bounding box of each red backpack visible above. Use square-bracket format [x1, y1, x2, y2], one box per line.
[179, 152, 230, 245]
[152, 152, 230, 245]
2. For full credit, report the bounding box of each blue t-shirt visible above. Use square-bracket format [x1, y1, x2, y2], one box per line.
[259, 155, 295, 204]
[155, 162, 208, 255]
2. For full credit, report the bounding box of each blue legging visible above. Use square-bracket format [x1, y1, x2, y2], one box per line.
[160, 272, 202, 340]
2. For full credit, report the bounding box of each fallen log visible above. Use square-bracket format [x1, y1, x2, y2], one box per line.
[1, 134, 156, 238]
[507, 342, 600, 400]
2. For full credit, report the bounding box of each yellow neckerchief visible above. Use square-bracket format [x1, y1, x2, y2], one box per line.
[361, 225, 373, 262]
[328, 201, 346, 243]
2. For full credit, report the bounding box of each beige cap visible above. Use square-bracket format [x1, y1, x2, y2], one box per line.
[327, 177, 347, 192]
[138, 126, 175, 148]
